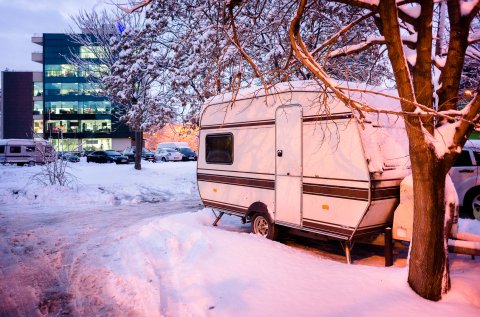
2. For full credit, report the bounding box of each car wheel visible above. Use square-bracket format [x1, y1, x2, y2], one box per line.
[161, 157, 167, 162]
[464, 188, 480, 220]
[251, 213, 278, 240]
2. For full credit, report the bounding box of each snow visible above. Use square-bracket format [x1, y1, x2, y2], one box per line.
[460, 0, 479, 16]
[399, 4, 421, 19]
[0, 160, 479, 316]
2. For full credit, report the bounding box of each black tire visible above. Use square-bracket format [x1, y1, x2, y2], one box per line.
[464, 188, 480, 220]
[251, 213, 278, 240]
[161, 157, 167, 162]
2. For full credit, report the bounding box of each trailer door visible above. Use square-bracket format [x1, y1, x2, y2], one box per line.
[275, 105, 302, 225]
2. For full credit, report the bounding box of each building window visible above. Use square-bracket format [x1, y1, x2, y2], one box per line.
[33, 82, 43, 96]
[45, 83, 61, 95]
[80, 46, 105, 59]
[33, 101, 43, 115]
[45, 64, 78, 77]
[33, 120, 44, 134]
[205, 133, 233, 164]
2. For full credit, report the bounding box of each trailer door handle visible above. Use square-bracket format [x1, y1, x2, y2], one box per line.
[277, 150, 283, 157]
[459, 169, 474, 173]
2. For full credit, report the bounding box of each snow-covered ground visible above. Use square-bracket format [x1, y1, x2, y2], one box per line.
[0, 160, 479, 316]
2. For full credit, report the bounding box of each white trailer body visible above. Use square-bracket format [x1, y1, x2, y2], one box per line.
[197, 81, 410, 245]
[0, 139, 54, 165]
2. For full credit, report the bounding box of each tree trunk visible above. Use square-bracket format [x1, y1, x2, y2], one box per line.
[407, 146, 450, 301]
[134, 130, 143, 170]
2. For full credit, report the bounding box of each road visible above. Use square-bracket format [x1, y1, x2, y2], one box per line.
[0, 199, 202, 317]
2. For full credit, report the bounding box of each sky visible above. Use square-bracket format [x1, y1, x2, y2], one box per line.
[0, 0, 110, 86]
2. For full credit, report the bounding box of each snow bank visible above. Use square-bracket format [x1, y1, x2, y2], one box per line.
[70, 209, 480, 316]
[0, 160, 198, 207]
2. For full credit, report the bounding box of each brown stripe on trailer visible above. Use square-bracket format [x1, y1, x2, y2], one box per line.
[303, 219, 390, 240]
[202, 199, 248, 215]
[302, 219, 353, 238]
[201, 119, 275, 130]
[198, 168, 275, 176]
[303, 112, 353, 123]
[371, 186, 400, 201]
[354, 224, 391, 237]
[303, 183, 369, 201]
[198, 173, 275, 190]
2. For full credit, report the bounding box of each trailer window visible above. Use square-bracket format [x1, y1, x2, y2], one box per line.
[26, 146, 35, 152]
[0, 145, 4, 154]
[206, 133, 233, 164]
[10, 146, 21, 154]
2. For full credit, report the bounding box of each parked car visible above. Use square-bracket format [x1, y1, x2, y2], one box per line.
[61, 152, 80, 163]
[142, 149, 156, 162]
[177, 147, 198, 161]
[449, 140, 480, 220]
[87, 150, 129, 164]
[155, 148, 183, 162]
[123, 147, 156, 162]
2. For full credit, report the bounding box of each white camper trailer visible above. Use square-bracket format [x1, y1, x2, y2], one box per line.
[197, 81, 411, 263]
[0, 139, 54, 165]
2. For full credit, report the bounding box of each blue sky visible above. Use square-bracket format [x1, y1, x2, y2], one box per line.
[0, 0, 109, 86]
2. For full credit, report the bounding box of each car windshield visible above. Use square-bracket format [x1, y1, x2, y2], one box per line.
[178, 148, 194, 154]
[165, 149, 178, 153]
[105, 150, 121, 156]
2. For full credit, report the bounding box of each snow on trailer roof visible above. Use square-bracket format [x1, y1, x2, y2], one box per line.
[0, 139, 36, 145]
[203, 80, 402, 114]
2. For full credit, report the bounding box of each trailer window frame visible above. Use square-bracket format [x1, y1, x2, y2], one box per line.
[9, 146, 21, 154]
[205, 133, 234, 165]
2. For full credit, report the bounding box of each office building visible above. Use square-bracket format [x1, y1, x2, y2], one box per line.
[0, 71, 42, 139]
[31, 33, 133, 151]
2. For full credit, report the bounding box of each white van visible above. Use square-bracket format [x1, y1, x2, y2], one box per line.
[197, 81, 411, 262]
[0, 139, 54, 166]
[157, 142, 189, 150]
[157, 142, 198, 161]
[448, 140, 480, 220]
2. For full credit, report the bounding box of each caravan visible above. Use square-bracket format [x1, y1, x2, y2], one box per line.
[0, 139, 54, 166]
[197, 81, 411, 262]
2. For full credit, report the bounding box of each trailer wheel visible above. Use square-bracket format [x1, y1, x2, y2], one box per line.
[28, 161, 35, 167]
[464, 188, 480, 220]
[251, 213, 277, 240]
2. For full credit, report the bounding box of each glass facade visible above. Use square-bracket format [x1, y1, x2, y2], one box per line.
[44, 82, 101, 96]
[33, 82, 43, 96]
[33, 120, 44, 134]
[34, 101, 43, 114]
[45, 101, 111, 115]
[46, 119, 111, 133]
[40, 33, 133, 150]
